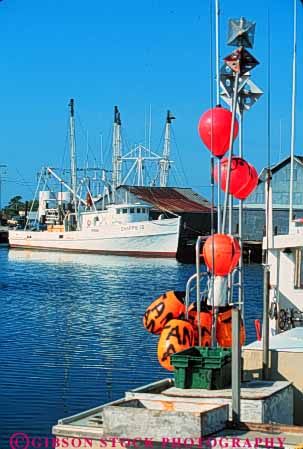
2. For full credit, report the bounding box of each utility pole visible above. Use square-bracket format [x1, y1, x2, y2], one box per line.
[0, 165, 7, 211]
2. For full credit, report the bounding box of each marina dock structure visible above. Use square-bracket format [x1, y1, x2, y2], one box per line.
[52, 329, 303, 447]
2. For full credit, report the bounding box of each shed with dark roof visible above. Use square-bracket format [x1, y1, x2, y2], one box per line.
[233, 155, 303, 240]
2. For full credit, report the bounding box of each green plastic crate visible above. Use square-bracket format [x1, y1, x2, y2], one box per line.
[171, 346, 232, 390]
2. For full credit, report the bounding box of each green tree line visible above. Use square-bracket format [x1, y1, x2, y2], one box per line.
[1, 196, 39, 218]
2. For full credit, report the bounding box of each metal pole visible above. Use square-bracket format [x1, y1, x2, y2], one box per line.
[238, 112, 244, 313]
[232, 306, 241, 424]
[196, 236, 203, 345]
[148, 104, 152, 153]
[215, 0, 221, 234]
[185, 273, 198, 319]
[100, 133, 104, 166]
[0, 165, 7, 210]
[69, 99, 77, 211]
[228, 188, 233, 235]
[289, 0, 297, 229]
[262, 267, 270, 380]
[210, 157, 217, 347]
[216, 167, 222, 235]
[215, 0, 220, 106]
[160, 111, 172, 187]
[222, 71, 240, 233]
[228, 192, 234, 304]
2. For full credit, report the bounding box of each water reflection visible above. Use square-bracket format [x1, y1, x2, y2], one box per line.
[8, 248, 180, 268]
[0, 248, 263, 448]
[1, 249, 195, 446]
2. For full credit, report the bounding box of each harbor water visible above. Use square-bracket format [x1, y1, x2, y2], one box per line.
[0, 248, 263, 447]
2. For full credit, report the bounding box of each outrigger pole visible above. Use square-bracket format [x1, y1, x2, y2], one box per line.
[69, 99, 77, 212]
[289, 0, 298, 229]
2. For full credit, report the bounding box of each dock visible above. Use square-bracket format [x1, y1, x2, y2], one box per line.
[53, 329, 303, 448]
[52, 378, 303, 449]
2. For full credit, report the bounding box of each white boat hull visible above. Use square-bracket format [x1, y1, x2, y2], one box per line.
[9, 217, 181, 258]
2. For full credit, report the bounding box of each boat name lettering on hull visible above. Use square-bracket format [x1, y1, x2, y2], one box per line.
[121, 225, 144, 232]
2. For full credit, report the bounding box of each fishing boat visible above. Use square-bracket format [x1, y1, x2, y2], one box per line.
[8, 101, 181, 257]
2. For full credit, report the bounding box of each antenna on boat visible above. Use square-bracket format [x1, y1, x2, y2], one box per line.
[215, 0, 220, 107]
[160, 110, 175, 187]
[112, 106, 122, 202]
[289, 0, 298, 229]
[69, 99, 77, 213]
[148, 104, 152, 155]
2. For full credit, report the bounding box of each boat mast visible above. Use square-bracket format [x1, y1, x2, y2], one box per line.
[69, 99, 77, 210]
[215, 0, 222, 233]
[160, 110, 175, 187]
[112, 106, 122, 201]
[289, 0, 298, 228]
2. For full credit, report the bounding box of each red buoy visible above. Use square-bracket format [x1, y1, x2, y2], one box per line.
[214, 156, 258, 200]
[203, 234, 240, 276]
[198, 106, 239, 158]
[235, 164, 258, 200]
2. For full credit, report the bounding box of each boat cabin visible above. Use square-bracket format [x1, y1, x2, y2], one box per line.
[81, 203, 152, 228]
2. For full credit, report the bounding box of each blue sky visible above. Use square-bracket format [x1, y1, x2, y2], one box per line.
[0, 0, 302, 205]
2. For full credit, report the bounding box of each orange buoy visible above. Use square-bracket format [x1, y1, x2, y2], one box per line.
[203, 234, 240, 276]
[143, 291, 185, 334]
[157, 319, 195, 371]
[216, 306, 246, 347]
[188, 303, 212, 347]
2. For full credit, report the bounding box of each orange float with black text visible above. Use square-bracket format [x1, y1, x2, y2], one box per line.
[157, 319, 195, 371]
[188, 303, 212, 347]
[203, 234, 240, 276]
[216, 306, 246, 347]
[143, 291, 185, 334]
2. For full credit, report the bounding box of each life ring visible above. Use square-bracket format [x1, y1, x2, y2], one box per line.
[87, 219, 91, 227]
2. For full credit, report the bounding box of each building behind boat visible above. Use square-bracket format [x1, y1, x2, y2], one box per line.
[231, 155, 303, 245]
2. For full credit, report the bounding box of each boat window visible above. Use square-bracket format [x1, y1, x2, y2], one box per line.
[130, 208, 135, 213]
[122, 208, 127, 214]
[142, 208, 146, 213]
[117, 209, 121, 214]
[295, 250, 303, 289]
[136, 208, 141, 213]
[59, 235, 64, 239]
